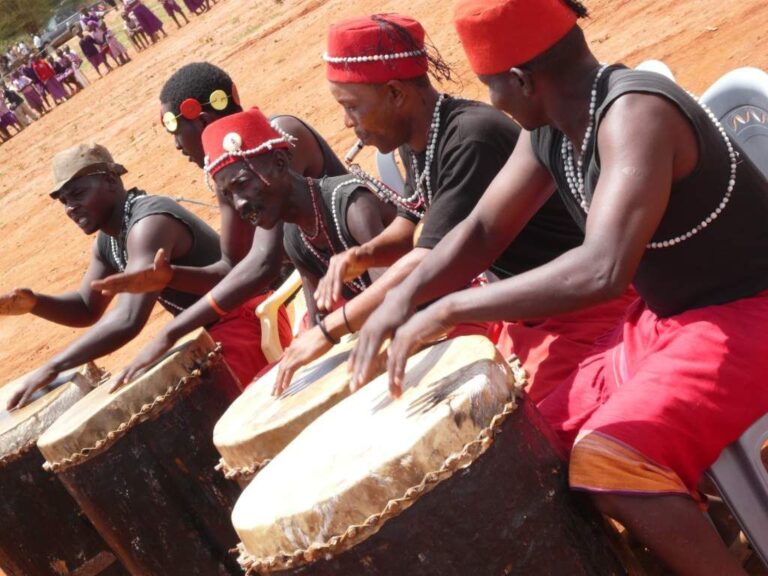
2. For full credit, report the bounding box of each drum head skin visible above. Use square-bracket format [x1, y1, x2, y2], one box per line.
[38, 329, 218, 468]
[214, 336, 359, 477]
[233, 335, 518, 564]
[0, 364, 104, 463]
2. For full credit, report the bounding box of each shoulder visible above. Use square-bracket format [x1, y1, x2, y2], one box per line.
[441, 97, 520, 151]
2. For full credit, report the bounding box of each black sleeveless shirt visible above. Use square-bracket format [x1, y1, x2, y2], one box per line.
[532, 66, 768, 317]
[97, 191, 222, 315]
[283, 175, 378, 299]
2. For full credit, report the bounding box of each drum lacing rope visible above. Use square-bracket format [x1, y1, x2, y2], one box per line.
[42, 345, 223, 474]
[0, 440, 38, 469]
[236, 355, 529, 573]
[215, 456, 271, 482]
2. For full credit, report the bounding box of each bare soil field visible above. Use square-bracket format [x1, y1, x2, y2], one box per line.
[0, 0, 766, 385]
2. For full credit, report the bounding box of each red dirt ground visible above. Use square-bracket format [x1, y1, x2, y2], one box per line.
[0, 0, 766, 382]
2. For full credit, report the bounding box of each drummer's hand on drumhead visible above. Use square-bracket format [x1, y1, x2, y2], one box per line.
[91, 249, 173, 296]
[386, 305, 454, 398]
[274, 327, 332, 396]
[314, 248, 368, 313]
[0, 288, 37, 316]
[349, 293, 412, 393]
[6, 364, 58, 411]
[109, 330, 174, 392]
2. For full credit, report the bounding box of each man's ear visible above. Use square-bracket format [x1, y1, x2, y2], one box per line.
[510, 67, 534, 97]
[385, 79, 408, 108]
[272, 148, 293, 173]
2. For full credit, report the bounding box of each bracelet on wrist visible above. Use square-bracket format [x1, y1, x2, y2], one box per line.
[315, 313, 340, 345]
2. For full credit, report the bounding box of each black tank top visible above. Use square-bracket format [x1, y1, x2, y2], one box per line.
[271, 115, 348, 178]
[532, 66, 768, 317]
[97, 191, 222, 315]
[283, 175, 378, 299]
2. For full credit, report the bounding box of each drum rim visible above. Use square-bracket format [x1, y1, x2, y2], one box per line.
[40, 341, 223, 473]
[235, 352, 529, 574]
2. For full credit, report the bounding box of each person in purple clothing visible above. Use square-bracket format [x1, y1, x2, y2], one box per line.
[76, 28, 112, 77]
[123, 0, 168, 44]
[161, 0, 189, 28]
[11, 70, 47, 115]
[19, 58, 51, 110]
[182, 0, 205, 16]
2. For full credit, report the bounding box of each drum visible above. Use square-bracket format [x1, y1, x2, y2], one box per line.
[37, 329, 243, 576]
[232, 335, 625, 575]
[214, 336, 358, 483]
[0, 364, 128, 576]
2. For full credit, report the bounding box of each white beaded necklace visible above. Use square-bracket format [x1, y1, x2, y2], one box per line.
[347, 163, 425, 219]
[109, 191, 185, 313]
[560, 65, 738, 250]
[298, 178, 367, 294]
[408, 92, 446, 208]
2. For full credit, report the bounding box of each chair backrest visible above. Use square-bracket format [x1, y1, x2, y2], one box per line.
[376, 151, 406, 194]
[635, 59, 676, 81]
[701, 67, 768, 180]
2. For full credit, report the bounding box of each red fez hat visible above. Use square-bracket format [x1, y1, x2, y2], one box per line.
[453, 0, 577, 75]
[325, 13, 429, 84]
[202, 107, 292, 180]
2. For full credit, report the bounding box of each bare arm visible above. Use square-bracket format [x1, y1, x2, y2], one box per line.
[379, 95, 692, 393]
[8, 213, 191, 408]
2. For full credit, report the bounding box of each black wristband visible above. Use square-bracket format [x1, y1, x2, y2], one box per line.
[342, 303, 354, 334]
[315, 313, 340, 345]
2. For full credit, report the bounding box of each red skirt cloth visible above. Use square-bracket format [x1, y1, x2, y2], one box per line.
[538, 291, 768, 499]
[494, 289, 636, 403]
[208, 292, 293, 390]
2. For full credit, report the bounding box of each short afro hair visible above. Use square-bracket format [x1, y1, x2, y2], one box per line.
[160, 62, 242, 116]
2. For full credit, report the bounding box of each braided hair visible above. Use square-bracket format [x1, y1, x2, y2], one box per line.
[370, 14, 454, 84]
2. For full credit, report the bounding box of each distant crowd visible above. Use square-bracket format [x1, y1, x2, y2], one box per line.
[0, 0, 219, 143]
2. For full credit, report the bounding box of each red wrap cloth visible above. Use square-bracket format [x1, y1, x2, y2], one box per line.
[493, 289, 636, 403]
[208, 292, 292, 389]
[539, 290, 768, 498]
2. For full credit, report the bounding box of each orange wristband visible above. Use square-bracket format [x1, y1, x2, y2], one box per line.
[207, 293, 228, 317]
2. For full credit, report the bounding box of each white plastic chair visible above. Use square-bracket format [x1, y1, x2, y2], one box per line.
[376, 151, 406, 195]
[254, 270, 305, 363]
[635, 59, 676, 81]
[701, 67, 768, 180]
[706, 412, 768, 566]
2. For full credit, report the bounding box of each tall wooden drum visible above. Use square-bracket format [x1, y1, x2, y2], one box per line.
[0, 364, 128, 576]
[37, 329, 243, 576]
[214, 336, 360, 484]
[233, 336, 626, 575]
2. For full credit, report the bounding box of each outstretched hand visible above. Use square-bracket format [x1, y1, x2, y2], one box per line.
[0, 288, 37, 316]
[273, 326, 332, 396]
[383, 306, 454, 398]
[6, 364, 59, 411]
[314, 247, 369, 313]
[91, 248, 173, 296]
[109, 330, 175, 393]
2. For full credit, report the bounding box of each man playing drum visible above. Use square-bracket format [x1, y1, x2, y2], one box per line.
[95, 63, 349, 387]
[275, 13, 630, 399]
[1, 143, 221, 409]
[353, 1, 768, 574]
[199, 107, 394, 333]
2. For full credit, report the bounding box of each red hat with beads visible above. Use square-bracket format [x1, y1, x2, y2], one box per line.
[453, 0, 578, 75]
[324, 13, 429, 84]
[202, 107, 293, 180]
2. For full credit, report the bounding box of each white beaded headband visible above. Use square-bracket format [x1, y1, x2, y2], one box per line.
[322, 48, 426, 64]
[203, 120, 297, 191]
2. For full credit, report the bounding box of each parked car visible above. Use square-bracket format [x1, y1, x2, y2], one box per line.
[40, 2, 112, 50]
